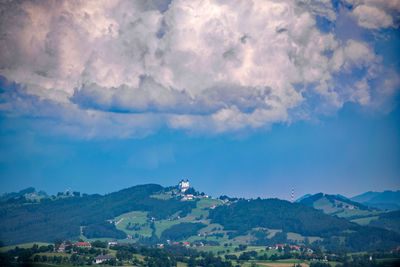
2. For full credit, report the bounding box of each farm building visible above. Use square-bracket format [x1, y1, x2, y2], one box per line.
[74, 242, 91, 248]
[95, 254, 114, 264]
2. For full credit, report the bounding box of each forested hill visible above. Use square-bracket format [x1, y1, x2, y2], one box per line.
[209, 198, 355, 236]
[299, 193, 371, 213]
[1, 184, 400, 252]
[209, 198, 400, 251]
[0, 184, 196, 245]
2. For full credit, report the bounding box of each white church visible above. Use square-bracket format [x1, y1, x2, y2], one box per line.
[178, 179, 190, 193]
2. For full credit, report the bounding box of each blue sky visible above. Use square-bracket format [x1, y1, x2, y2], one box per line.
[1, 100, 399, 199]
[0, 0, 399, 199]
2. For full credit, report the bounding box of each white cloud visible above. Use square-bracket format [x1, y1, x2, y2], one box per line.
[344, 0, 399, 29]
[0, 0, 398, 138]
[352, 5, 393, 29]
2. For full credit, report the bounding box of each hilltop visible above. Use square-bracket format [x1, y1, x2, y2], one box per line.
[298, 193, 378, 216]
[1, 183, 400, 253]
[296, 193, 400, 235]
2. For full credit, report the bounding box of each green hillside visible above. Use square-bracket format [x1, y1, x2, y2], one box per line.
[298, 192, 400, 235]
[1, 184, 400, 252]
[0, 184, 196, 245]
[369, 210, 400, 234]
[209, 198, 400, 251]
[298, 193, 385, 223]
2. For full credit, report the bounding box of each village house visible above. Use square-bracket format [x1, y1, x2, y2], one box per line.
[289, 245, 301, 251]
[182, 194, 194, 200]
[275, 244, 286, 250]
[57, 243, 66, 253]
[108, 241, 117, 248]
[94, 254, 114, 264]
[74, 242, 92, 248]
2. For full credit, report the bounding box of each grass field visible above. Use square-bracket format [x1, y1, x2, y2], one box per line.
[336, 209, 382, 219]
[113, 198, 223, 240]
[243, 262, 310, 267]
[350, 215, 379, 225]
[150, 193, 173, 200]
[114, 211, 153, 238]
[28, 264, 75, 267]
[0, 242, 52, 252]
[147, 198, 223, 238]
[154, 220, 181, 237]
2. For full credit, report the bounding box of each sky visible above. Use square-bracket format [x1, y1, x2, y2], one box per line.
[0, 0, 399, 200]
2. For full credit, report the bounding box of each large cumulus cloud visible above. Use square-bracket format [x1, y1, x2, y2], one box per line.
[0, 0, 399, 138]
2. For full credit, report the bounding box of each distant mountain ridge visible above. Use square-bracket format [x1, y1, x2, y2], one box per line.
[350, 190, 400, 211]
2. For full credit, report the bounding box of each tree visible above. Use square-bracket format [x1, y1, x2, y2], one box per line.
[92, 240, 107, 248]
[270, 254, 279, 261]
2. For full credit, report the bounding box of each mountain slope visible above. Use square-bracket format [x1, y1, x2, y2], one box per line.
[350, 190, 400, 211]
[210, 198, 354, 236]
[350, 191, 381, 203]
[299, 193, 374, 217]
[0, 184, 196, 245]
[209, 198, 400, 251]
[1, 185, 400, 252]
[369, 210, 400, 234]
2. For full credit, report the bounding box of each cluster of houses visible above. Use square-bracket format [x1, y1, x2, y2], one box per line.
[178, 179, 194, 200]
[177, 179, 209, 200]
[56, 241, 117, 264]
[267, 243, 314, 254]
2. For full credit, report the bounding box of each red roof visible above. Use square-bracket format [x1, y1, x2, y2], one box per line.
[74, 242, 91, 247]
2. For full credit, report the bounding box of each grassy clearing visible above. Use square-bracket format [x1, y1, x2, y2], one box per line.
[154, 220, 181, 237]
[150, 193, 172, 200]
[114, 211, 153, 238]
[196, 198, 222, 209]
[287, 232, 304, 242]
[187, 234, 228, 245]
[313, 198, 338, 214]
[336, 209, 382, 219]
[243, 262, 310, 267]
[36, 252, 71, 259]
[266, 229, 282, 238]
[376, 258, 400, 264]
[29, 264, 75, 267]
[153, 198, 222, 238]
[351, 216, 379, 225]
[0, 242, 51, 252]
